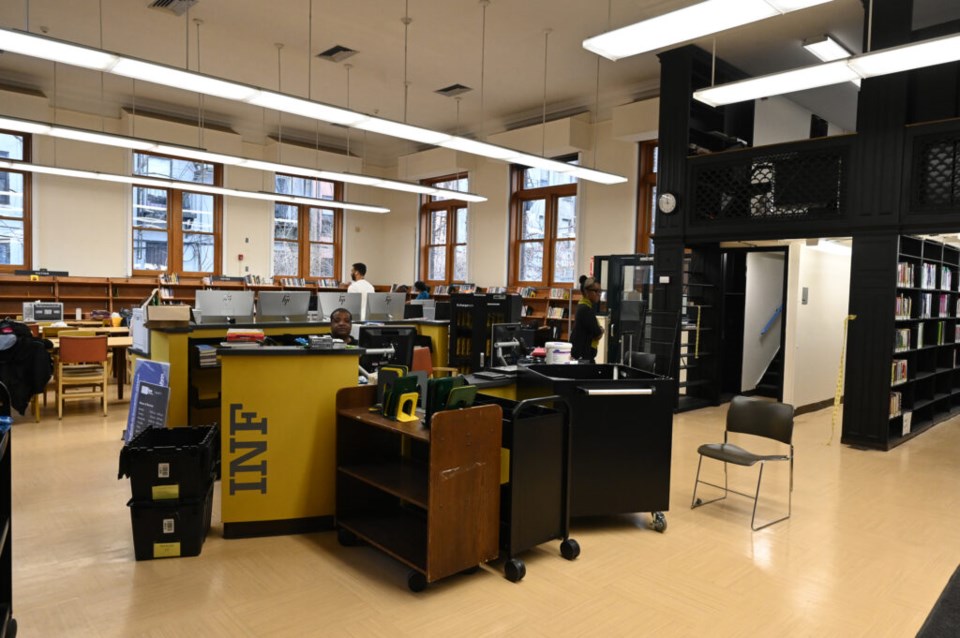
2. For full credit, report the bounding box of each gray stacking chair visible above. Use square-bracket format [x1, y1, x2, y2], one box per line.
[691, 395, 795, 531]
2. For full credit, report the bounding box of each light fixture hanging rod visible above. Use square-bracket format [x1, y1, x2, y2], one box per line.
[0, 114, 487, 202]
[0, 27, 626, 185]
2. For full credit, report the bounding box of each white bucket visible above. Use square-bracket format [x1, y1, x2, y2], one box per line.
[545, 341, 573, 364]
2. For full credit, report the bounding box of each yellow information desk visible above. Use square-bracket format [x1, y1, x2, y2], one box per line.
[218, 346, 360, 538]
[142, 321, 448, 427]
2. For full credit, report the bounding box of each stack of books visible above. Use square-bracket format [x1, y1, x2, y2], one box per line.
[221, 328, 265, 348]
[195, 344, 219, 367]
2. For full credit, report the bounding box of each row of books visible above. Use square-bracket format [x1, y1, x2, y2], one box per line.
[221, 328, 265, 349]
[891, 359, 908, 385]
[890, 391, 902, 418]
[194, 344, 218, 367]
[897, 262, 915, 287]
[158, 273, 180, 284]
[895, 295, 912, 319]
[547, 306, 569, 319]
[895, 328, 911, 352]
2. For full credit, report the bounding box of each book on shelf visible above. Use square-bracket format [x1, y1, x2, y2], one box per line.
[937, 321, 945, 345]
[891, 359, 908, 385]
[941, 266, 952, 291]
[890, 391, 902, 418]
[918, 323, 924, 348]
[225, 328, 265, 342]
[897, 262, 914, 287]
[939, 294, 949, 317]
[318, 278, 339, 288]
[894, 328, 911, 352]
[433, 285, 449, 295]
[518, 286, 539, 298]
[895, 295, 912, 319]
[548, 287, 570, 299]
[486, 286, 507, 294]
[920, 293, 932, 318]
[158, 273, 179, 284]
[158, 287, 175, 300]
[920, 263, 937, 289]
[902, 411, 912, 436]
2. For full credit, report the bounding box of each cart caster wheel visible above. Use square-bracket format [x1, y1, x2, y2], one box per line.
[694, 498, 703, 506]
[337, 528, 360, 546]
[408, 571, 428, 593]
[504, 558, 526, 582]
[560, 538, 581, 560]
[651, 512, 667, 533]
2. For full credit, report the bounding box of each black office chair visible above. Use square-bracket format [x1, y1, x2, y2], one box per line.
[691, 395, 795, 531]
[627, 351, 655, 373]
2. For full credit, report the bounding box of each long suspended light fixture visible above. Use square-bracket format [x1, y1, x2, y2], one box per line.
[0, 115, 486, 202]
[582, 0, 835, 61]
[0, 27, 627, 185]
[0, 159, 391, 213]
[695, 30, 960, 107]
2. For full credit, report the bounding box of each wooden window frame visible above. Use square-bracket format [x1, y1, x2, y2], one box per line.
[508, 164, 578, 287]
[131, 152, 223, 277]
[636, 140, 658, 254]
[0, 130, 32, 272]
[419, 173, 469, 285]
[272, 179, 344, 281]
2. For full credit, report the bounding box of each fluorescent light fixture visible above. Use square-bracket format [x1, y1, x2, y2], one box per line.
[354, 119, 452, 145]
[0, 159, 391, 213]
[696, 30, 960, 107]
[848, 32, 960, 78]
[0, 27, 626, 185]
[0, 115, 486, 201]
[694, 60, 859, 107]
[802, 34, 852, 62]
[583, 0, 835, 61]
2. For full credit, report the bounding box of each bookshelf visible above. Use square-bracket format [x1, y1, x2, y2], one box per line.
[516, 286, 577, 340]
[882, 235, 960, 447]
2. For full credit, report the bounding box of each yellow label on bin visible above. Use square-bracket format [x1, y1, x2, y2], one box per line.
[152, 485, 180, 500]
[500, 448, 511, 485]
[153, 542, 181, 558]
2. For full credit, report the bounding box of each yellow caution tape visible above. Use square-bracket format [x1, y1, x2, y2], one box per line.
[829, 314, 857, 445]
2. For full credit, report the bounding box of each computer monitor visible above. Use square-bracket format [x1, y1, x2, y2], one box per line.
[403, 304, 423, 319]
[256, 290, 311, 322]
[365, 292, 405, 321]
[194, 290, 255, 324]
[316, 292, 362, 321]
[358, 325, 417, 373]
[490, 322, 535, 367]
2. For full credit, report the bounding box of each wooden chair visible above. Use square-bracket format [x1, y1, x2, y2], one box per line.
[56, 335, 109, 419]
[411, 346, 457, 378]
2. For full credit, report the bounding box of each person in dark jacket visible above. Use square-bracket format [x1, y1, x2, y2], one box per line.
[570, 275, 604, 362]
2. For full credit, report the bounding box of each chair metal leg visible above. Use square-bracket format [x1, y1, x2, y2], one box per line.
[749, 460, 792, 531]
[691, 455, 730, 509]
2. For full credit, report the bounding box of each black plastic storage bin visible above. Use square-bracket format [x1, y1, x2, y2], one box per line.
[119, 425, 219, 501]
[127, 482, 214, 560]
[516, 364, 676, 525]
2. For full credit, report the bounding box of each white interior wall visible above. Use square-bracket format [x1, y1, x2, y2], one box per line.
[754, 96, 852, 147]
[742, 252, 785, 391]
[784, 242, 852, 408]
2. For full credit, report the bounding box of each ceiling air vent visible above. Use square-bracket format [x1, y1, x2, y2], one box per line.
[316, 45, 358, 63]
[435, 84, 473, 98]
[148, 0, 199, 16]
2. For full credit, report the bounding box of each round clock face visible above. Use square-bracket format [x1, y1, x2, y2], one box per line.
[658, 192, 677, 214]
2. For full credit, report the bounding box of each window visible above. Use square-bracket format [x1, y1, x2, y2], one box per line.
[637, 141, 658, 254]
[132, 152, 222, 275]
[273, 175, 342, 279]
[509, 158, 578, 286]
[419, 174, 469, 284]
[0, 131, 30, 271]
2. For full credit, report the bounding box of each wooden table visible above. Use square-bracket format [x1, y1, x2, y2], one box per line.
[49, 336, 134, 400]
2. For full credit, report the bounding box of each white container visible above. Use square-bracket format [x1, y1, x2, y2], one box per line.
[545, 341, 573, 364]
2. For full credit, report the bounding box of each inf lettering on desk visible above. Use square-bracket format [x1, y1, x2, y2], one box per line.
[229, 404, 268, 495]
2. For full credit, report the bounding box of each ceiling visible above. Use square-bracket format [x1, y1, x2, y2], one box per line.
[0, 1, 955, 167]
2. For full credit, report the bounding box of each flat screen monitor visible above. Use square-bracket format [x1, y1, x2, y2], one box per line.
[316, 292, 362, 322]
[257, 290, 311, 322]
[365, 292, 405, 321]
[490, 322, 535, 367]
[403, 304, 423, 319]
[194, 289, 255, 324]
[358, 326, 417, 373]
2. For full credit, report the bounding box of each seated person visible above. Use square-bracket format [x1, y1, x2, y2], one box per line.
[330, 307, 357, 345]
[413, 280, 430, 300]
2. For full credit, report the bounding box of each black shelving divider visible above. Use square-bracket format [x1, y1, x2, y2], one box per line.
[447, 293, 522, 372]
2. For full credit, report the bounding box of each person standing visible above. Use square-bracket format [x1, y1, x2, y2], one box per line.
[347, 262, 375, 319]
[570, 275, 604, 362]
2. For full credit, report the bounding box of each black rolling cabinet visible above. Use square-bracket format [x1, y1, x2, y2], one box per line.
[0, 384, 15, 637]
[447, 293, 522, 372]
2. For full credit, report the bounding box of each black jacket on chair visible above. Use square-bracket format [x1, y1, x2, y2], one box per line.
[0, 320, 53, 416]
